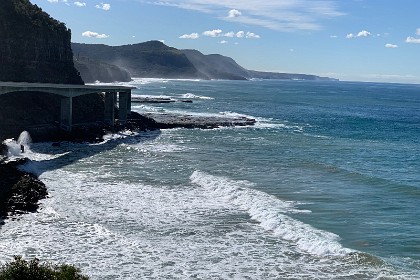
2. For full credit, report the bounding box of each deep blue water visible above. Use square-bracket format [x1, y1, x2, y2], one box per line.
[1, 79, 419, 279]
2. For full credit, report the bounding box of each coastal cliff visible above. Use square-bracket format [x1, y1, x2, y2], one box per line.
[0, 0, 83, 84]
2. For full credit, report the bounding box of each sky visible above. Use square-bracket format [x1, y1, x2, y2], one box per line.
[30, 0, 420, 84]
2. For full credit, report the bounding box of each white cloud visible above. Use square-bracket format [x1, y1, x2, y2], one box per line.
[385, 43, 398, 48]
[406, 36, 420, 44]
[417, 28, 420, 36]
[203, 29, 223, 37]
[74, 1, 86, 7]
[95, 3, 111, 10]
[330, 35, 338, 38]
[357, 30, 371, 37]
[246, 32, 260, 39]
[236, 31, 245, 38]
[219, 40, 228, 44]
[228, 9, 241, 18]
[82, 31, 109, 39]
[179, 33, 199, 39]
[47, 0, 59, 3]
[147, 0, 344, 31]
[224, 31, 235, 38]
[346, 30, 371, 39]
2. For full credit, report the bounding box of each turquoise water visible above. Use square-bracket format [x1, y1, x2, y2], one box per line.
[1, 79, 419, 279]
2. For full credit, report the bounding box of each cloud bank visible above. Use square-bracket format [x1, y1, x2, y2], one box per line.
[187, 29, 261, 40]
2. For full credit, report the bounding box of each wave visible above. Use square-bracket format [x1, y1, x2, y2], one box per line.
[180, 93, 214, 100]
[190, 170, 353, 256]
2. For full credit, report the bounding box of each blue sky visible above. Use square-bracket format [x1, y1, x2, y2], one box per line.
[31, 0, 420, 84]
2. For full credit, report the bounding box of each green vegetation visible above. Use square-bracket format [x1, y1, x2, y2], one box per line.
[0, 256, 89, 280]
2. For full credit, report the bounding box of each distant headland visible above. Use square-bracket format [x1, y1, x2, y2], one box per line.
[72, 41, 339, 83]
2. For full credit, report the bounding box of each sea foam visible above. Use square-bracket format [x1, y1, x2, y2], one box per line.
[190, 170, 353, 256]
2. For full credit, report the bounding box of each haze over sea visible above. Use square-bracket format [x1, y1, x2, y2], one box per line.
[1, 79, 419, 279]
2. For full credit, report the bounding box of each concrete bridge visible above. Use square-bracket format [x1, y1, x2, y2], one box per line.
[0, 82, 135, 131]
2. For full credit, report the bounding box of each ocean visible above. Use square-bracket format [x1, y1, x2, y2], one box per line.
[1, 79, 419, 279]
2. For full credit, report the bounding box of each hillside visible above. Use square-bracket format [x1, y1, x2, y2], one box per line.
[72, 41, 337, 82]
[181, 49, 248, 80]
[182, 49, 337, 81]
[74, 56, 131, 83]
[72, 41, 200, 79]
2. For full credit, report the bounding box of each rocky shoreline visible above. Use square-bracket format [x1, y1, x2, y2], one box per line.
[0, 111, 256, 221]
[0, 158, 48, 222]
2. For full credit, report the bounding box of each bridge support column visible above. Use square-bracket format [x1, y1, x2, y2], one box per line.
[60, 97, 73, 131]
[104, 92, 116, 126]
[118, 91, 130, 124]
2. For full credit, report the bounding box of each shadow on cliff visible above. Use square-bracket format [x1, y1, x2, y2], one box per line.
[21, 129, 162, 176]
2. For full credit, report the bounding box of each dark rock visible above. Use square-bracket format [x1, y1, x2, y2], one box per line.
[0, 159, 48, 219]
[1, 143, 7, 157]
[0, 0, 83, 84]
[141, 112, 256, 130]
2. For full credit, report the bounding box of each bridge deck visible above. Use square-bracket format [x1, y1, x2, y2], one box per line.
[0, 82, 135, 97]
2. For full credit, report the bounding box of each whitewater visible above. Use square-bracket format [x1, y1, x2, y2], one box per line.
[1, 79, 419, 279]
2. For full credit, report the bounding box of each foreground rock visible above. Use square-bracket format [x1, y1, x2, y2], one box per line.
[0, 158, 48, 220]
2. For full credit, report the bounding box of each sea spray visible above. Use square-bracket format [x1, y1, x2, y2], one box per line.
[17, 130, 32, 152]
[2, 131, 32, 156]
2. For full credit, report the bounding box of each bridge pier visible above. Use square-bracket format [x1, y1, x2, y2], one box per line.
[104, 92, 116, 126]
[60, 96, 73, 131]
[118, 91, 131, 124]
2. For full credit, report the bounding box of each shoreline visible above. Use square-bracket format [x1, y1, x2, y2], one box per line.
[0, 111, 256, 221]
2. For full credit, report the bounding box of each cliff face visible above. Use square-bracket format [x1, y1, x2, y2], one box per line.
[0, 0, 83, 84]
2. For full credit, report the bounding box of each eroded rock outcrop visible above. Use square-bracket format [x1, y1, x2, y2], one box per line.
[0, 159, 48, 219]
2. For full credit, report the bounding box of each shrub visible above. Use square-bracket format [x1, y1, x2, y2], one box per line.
[0, 256, 89, 280]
